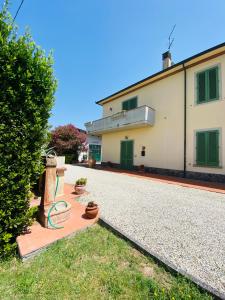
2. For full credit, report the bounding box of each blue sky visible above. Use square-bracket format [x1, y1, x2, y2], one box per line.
[6, 0, 225, 129]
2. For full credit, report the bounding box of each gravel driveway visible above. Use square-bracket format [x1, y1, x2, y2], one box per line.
[65, 165, 225, 297]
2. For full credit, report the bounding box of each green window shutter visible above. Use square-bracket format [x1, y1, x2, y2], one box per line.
[196, 130, 219, 166]
[197, 66, 219, 104]
[122, 97, 137, 111]
[207, 130, 219, 166]
[197, 71, 206, 103]
[196, 132, 207, 165]
[122, 101, 129, 110]
[208, 67, 219, 100]
[129, 97, 137, 110]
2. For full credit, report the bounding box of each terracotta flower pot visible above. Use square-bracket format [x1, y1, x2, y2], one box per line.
[75, 184, 86, 195]
[138, 164, 145, 173]
[85, 202, 99, 219]
[88, 159, 96, 168]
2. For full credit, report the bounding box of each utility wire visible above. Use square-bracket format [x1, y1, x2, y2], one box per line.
[13, 0, 25, 23]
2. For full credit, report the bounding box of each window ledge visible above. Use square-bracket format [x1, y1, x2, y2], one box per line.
[193, 164, 222, 169]
[195, 98, 222, 106]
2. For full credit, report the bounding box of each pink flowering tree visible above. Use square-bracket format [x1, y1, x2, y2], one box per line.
[49, 124, 87, 161]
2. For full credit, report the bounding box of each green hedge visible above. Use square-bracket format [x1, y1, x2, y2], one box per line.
[65, 154, 77, 164]
[0, 7, 57, 257]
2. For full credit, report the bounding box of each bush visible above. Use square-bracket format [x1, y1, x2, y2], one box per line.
[65, 154, 77, 164]
[0, 6, 57, 257]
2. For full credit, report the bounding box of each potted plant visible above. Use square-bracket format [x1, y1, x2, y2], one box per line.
[85, 201, 99, 219]
[138, 164, 145, 172]
[74, 177, 87, 195]
[107, 161, 113, 168]
[88, 157, 96, 168]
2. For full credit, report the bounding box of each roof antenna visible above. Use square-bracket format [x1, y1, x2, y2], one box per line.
[162, 25, 176, 69]
[168, 24, 176, 51]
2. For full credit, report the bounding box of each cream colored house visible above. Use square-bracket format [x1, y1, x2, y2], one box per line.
[85, 42, 225, 182]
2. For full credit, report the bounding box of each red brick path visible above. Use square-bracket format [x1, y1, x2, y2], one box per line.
[17, 184, 98, 259]
[97, 166, 225, 194]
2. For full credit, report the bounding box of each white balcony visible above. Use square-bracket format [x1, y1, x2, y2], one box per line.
[85, 105, 155, 135]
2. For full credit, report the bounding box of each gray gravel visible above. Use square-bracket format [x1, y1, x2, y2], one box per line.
[65, 165, 225, 297]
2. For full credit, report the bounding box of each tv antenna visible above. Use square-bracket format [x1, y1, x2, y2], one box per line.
[168, 24, 176, 51]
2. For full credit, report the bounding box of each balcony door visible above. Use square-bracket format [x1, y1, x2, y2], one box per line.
[120, 140, 133, 170]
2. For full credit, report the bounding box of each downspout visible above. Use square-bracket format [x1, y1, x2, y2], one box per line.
[183, 63, 187, 178]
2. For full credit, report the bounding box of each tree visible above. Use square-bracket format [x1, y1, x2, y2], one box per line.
[0, 4, 57, 257]
[49, 124, 87, 162]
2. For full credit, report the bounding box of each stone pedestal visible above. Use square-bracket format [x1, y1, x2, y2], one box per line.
[40, 156, 57, 208]
[56, 167, 67, 197]
[40, 202, 72, 228]
[39, 156, 57, 227]
[38, 156, 71, 228]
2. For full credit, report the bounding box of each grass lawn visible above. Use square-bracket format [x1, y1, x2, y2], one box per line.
[0, 225, 212, 300]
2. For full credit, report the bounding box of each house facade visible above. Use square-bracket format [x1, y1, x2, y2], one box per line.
[85, 42, 225, 182]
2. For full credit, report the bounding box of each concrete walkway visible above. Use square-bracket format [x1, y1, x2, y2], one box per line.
[65, 165, 225, 297]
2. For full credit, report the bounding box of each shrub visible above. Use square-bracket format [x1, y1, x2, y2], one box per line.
[107, 161, 113, 168]
[0, 6, 57, 257]
[75, 178, 87, 186]
[65, 154, 77, 164]
[48, 124, 87, 161]
[27, 206, 39, 224]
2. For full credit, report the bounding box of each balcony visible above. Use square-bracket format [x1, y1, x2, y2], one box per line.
[85, 105, 155, 135]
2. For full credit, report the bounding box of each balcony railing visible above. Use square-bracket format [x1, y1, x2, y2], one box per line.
[85, 105, 155, 135]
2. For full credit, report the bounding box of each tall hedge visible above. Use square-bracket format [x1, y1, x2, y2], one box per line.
[0, 6, 57, 257]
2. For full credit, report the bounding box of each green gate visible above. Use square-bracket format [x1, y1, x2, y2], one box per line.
[120, 140, 133, 170]
[89, 144, 101, 162]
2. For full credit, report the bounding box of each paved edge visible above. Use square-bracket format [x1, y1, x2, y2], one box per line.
[17, 222, 97, 262]
[98, 217, 224, 300]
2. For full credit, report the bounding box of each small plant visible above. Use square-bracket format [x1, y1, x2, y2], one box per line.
[138, 164, 145, 172]
[107, 161, 113, 168]
[75, 178, 87, 186]
[87, 201, 97, 207]
[85, 201, 99, 218]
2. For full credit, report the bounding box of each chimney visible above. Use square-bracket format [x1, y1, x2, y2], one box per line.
[162, 51, 172, 69]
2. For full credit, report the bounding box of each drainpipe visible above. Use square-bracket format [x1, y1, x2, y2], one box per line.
[183, 63, 187, 178]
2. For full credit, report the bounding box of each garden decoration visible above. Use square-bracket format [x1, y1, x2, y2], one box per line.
[38, 152, 71, 229]
[85, 201, 99, 219]
[74, 178, 87, 195]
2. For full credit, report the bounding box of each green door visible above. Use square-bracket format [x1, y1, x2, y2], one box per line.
[89, 144, 101, 162]
[120, 140, 133, 170]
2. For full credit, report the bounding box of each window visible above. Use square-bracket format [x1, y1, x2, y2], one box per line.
[196, 130, 219, 167]
[196, 66, 219, 104]
[122, 97, 137, 111]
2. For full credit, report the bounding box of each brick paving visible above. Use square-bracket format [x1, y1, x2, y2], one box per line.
[17, 184, 98, 259]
